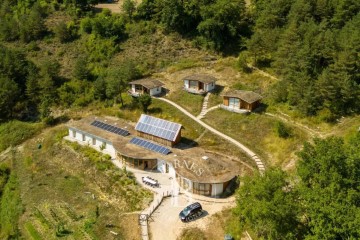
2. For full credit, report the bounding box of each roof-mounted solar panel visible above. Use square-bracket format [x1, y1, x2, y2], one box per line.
[129, 137, 171, 155]
[135, 114, 182, 142]
[91, 120, 130, 137]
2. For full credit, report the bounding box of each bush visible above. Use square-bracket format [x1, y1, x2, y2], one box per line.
[0, 121, 43, 152]
[54, 21, 78, 43]
[178, 227, 207, 240]
[0, 173, 23, 239]
[274, 121, 292, 138]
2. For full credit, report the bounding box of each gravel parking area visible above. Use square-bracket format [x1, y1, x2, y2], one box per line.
[149, 194, 235, 240]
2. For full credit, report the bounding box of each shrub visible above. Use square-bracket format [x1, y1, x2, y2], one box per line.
[0, 121, 43, 151]
[274, 121, 292, 138]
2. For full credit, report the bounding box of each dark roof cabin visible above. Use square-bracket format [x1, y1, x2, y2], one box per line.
[221, 90, 262, 112]
[135, 114, 182, 147]
[128, 78, 164, 97]
[183, 74, 217, 94]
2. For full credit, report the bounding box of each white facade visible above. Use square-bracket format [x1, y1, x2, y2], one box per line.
[149, 87, 162, 96]
[157, 160, 176, 177]
[205, 82, 215, 92]
[211, 183, 224, 197]
[68, 128, 116, 157]
[184, 80, 189, 89]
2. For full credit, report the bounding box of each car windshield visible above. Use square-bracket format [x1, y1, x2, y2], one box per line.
[182, 207, 191, 216]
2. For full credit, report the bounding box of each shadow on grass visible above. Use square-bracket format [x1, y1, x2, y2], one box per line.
[176, 139, 199, 149]
[253, 103, 269, 114]
[211, 85, 225, 96]
[148, 107, 163, 114]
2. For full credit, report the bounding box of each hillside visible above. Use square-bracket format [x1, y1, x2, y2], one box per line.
[0, 0, 359, 239]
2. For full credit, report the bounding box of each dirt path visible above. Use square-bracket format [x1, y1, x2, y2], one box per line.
[265, 112, 324, 138]
[155, 97, 265, 172]
[248, 64, 278, 80]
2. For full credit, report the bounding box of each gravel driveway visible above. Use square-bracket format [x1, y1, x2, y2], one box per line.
[149, 194, 235, 240]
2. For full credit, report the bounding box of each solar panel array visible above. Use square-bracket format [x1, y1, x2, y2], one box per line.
[130, 137, 171, 155]
[135, 114, 181, 141]
[91, 120, 129, 137]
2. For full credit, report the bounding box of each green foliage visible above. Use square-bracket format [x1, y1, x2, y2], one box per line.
[0, 76, 20, 120]
[197, 0, 247, 50]
[0, 121, 43, 152]
[122, 0, 136, 21]
[25, 222, 42, 240]
[248, 0, 360, 118]
[67, 141, 113, 171]
[80, 9, 126, 41]
[0, 173, 23, 239]
[234, 134, 360, 239]
[0, 165, 10, 197]
[274, 121, 292, 138]
[73, 56, 91, 81]
[138, 94, 152, 113]
[234, 168, 302, 239]
[54, 21, 78, 43]
[84, 34, 119, 75]
[58, 80, 94, 107]
[237, 51, 252, 73]
[296, 135, 360, 239]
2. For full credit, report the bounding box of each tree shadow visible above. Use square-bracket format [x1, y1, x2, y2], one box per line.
[253, 103, 269, 114]
[147, 107, 163, 114]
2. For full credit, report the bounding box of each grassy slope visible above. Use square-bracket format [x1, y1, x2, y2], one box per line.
[203, 109, 308, 167]
[6, 126, 151, 240]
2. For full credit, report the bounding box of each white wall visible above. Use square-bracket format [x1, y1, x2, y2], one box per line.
[211, 183, 224, 197]
[205, 82, 215, 92]
[68, 128, 115, 157]
[150, 87, 162, 96]
[157, 160, 176, 177]
[131, 84, 136, 92]
[184, 80, 189, 89]
[157, 159, 166, 173]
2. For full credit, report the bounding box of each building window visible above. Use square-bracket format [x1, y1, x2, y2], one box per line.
[82, 134, 85, 141]
[193, 182, 211, 195]
[135, 85, 142, 92]
[189, 81, 198, 89]
[229, 98, 240, 108]
[72, 130, 76, 138]
[92, 138, 96, 145]
[102, 142, 106, 149]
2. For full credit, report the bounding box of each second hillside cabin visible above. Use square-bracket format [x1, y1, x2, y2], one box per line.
[221, 90, 262, 113]
[128, 78, 164, 97]
[183, 74, 216, 95]
[135, 114, 182, 147]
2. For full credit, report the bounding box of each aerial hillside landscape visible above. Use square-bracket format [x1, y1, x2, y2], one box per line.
[0, 0, 359, 239]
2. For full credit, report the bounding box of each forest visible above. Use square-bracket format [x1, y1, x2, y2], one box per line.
[0, 0, 359, 122]
[233, 133, 360, 239]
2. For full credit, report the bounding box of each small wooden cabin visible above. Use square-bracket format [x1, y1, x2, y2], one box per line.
[135, 114, 182, 147]
[183, 74, 216, 94]
[221, 90, 262, 112]
[128, 78, 164, 97]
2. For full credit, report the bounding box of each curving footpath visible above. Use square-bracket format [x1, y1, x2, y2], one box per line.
[156, 97, 265, 172]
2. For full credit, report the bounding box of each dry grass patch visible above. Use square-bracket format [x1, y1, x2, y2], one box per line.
[13, 126, 151, 240]
[203, 109, 307, 167]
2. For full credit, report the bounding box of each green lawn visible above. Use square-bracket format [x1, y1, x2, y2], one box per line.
[203, 109, 308, 167]
[166, 90, 205, 116]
